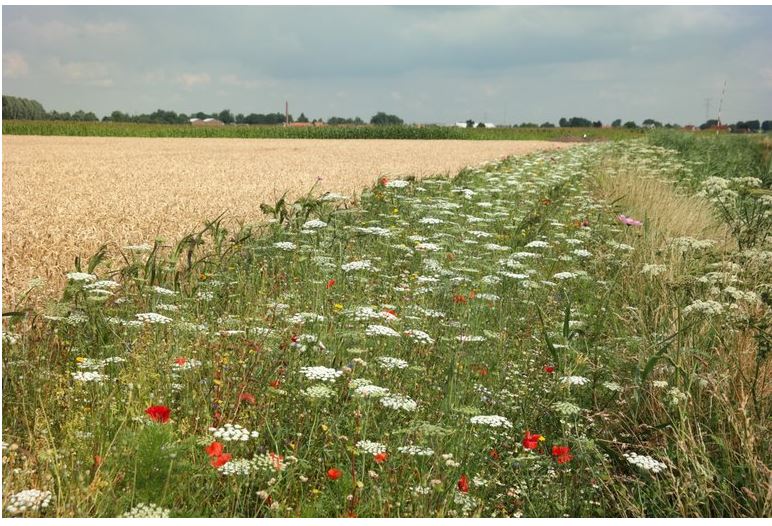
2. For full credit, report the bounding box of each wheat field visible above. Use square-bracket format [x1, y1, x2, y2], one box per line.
[2, 136, 572, 306]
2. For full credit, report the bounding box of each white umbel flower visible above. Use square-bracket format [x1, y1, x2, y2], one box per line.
[302, 219, 328, 230]
[120, 503, 171, 518]
[682, 300, 724, 316]
[404, 329, 435, 345]
[397, 445, 434, 456]
[561, 375, 590, 386]
[624, 452, 667, 473]
[366, 324, 401, 338]
[66, 272, 97, 282]
[376, 356, 409, 369]
[5, 489, 53, 515]
[469, 415, 513, 428]
[356, 440, 387, 455]
[136, 312, 172, 324]
[342, 260, 375, 272]
[380, 394, 417, 411]
[299, 366, 343, 382]
[209, 423, 259, 442]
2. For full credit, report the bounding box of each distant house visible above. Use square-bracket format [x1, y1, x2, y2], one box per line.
[189, 118, 225, 127]
[455, 121, 496, 129]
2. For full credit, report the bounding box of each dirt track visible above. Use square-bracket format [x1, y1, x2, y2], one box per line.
[2, 136, 573, 305]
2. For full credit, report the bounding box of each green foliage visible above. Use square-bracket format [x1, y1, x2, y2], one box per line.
[3, 95, 47, 120]
[3, 120, 643, 141]
[2, 142, 769, 517]
[369, 111, 404, 126]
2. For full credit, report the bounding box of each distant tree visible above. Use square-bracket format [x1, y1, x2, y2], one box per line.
[195, 112, 209, 119]
[611, 119, 622, 128]
[370, 112, 404, 126]
[568, 117, 593, 127]
[762, 120, 772, 132]
[217, 109, 234, 124]
[465, 119, 475, 128]
[297, 112, 309, 123]
[623, 121, 638, 129]
[328, 116, 364, 125]
[540, 122, 555, 128]
[2, 95, 47, 120]
[592, 120, 602, 128]
[235, 113, 245, 124]
[475, 122, 485, 128]
[558, 117, 568, 127]
[519, 122, 538, 128]
[642, 118, 662, 128]
[699, 119, 718, 130]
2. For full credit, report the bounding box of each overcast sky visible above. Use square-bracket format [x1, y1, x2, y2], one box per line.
[3, 5, 771, 125]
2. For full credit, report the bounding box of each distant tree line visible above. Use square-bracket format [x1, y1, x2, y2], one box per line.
[3, 95, 98, 121]
[5, 95, 770, 131]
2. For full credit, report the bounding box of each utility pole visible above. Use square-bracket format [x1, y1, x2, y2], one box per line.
[285, 100, 289, 126]
[716, 80, 727, 134]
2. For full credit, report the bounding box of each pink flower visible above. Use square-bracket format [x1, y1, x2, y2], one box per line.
[617, 214, 643, 227]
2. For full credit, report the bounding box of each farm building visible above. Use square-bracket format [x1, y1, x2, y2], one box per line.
[455, 121, 496, 128]
[189, 118, 225, 127]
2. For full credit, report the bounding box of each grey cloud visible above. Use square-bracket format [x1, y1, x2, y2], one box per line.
[2, 5, 770, 124]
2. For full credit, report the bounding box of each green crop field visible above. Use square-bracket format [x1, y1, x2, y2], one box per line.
[2, 120, 644, 141]
[3, 134, 770, 517]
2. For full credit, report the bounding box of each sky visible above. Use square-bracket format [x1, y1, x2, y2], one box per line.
[2, 5, 771, 125]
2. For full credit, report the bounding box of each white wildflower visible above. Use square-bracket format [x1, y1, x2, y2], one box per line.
[5, 489, 53, 515]
[366, 324, 401, 338]
[470, 415, 513, 428]
[119, 503, 171, 518]
[209, 423, 259, 442]
[624, 452, 667, 474]
[299, 366, 343, 382]
[380, 394, 418, 411]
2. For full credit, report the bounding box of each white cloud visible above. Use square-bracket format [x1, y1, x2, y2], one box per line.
[177, 72, 211, 89]
[3, 52, 29, 78]
[220, 74, 261, 89]
[48, 58, 113, 87]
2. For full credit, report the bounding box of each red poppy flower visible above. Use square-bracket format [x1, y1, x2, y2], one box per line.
[469, 290, 476, 299]
[94, 455, 103, 467]
[206, 441, 224, 457]
[326, 279, 336, 289]
[211, 453, 232, 468]
[379, 177, 388, 186]
[543, 365, 555, 374]
[489, 448, 499, 460]
[327, 467, 343, 480]
[552, 445, 573, 464]
[384, 309, 397, 317]
[174, 357, 187, 366]
[269, 379, 281, 389]
[457, 473, 470, 493]
[373, 452, 388, 464]
[145, 405, 171, 423]
[478, 367, 488, 376]
[239, 392, 256, 405]
[453, 294, 467, 304]
[522, 431, 542, 450]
